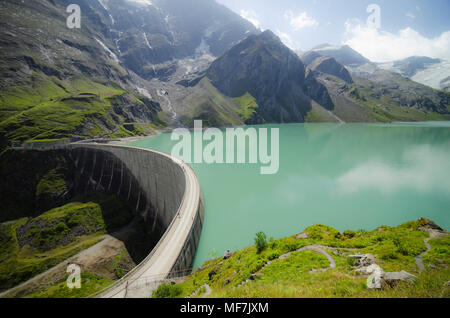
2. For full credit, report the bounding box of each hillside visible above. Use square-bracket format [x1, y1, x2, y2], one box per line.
[0, 0, 257, 148]
[154, 218, 449, 298]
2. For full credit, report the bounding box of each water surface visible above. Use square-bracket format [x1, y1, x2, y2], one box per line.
[129, 122, 450, 268]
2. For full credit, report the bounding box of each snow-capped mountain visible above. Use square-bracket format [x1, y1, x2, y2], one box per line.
[379, 56, 450, 91]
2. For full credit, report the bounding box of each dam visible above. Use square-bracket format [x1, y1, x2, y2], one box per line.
[67, 143, 204, 298]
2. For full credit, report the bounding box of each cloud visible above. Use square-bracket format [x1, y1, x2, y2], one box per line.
[284, 10, 318, 30]
[405, 12, 415, 19]
[240, 10, 261, 29]
[275, 29, 298, 50]
[344, 19, 450, 62]
[337, 145, 450, 196]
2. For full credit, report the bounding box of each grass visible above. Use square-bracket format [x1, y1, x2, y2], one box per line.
[26, 272, 114, 298]
[36, 169, 67, 197]
[233, 92, 258, 122]
[0, 194, 133, 292]
[180, 78, 244, 127]
[165, 218, 449, 298]
[0, 73, 165, 145]
[349, 79, 450, 123]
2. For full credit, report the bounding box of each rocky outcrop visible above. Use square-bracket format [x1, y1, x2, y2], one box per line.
[223, 250, 232, 260]
[309, 56, 353, 84]
[352, 254, 418, 290]
[383, 271, 417, 287]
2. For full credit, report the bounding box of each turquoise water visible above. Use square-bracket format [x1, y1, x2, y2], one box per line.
[128, 122, 450, 268]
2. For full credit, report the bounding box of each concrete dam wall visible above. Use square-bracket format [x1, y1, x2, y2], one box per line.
[67, 144, 204, 298]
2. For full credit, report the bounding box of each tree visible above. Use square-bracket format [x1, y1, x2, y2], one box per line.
[254, 231, 267, 254]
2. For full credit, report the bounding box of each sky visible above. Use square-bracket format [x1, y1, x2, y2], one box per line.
[216, 0, 450, 62]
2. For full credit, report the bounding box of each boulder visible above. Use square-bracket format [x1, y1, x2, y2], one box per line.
[249, 273, 264, 280]
[356, 264, 385, 289]
[223, 250, 232, 260]
[383, 271, 417, 287]
[349, 254, 376, 267]
[295, 233, 309, 239]
[208, 269, 217, 281]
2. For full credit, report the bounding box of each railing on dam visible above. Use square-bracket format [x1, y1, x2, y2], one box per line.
[67, 143, 204, 298]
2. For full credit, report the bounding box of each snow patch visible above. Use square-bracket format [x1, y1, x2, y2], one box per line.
[137, 87, 152, 99]
[95, 38, 120, 63]
[143, 33, 153, 50]
[125, 0, 154, 6]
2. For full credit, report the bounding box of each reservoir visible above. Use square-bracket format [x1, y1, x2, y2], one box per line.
[128, 122, 450, 268]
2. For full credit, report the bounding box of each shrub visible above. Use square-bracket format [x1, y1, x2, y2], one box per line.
[343, 230, 356, 238]
[152, 283, 182, 298]
[380, 251, 398, 260]
[268, 252, 280, 261]
[254, 232, 267, 254]
[393, 235, 410, 256]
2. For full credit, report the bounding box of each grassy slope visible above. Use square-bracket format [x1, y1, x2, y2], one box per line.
[232, 92, 259, 122]
[0, 73, 165, 144]
[305, 75, 450, 123]
[0, 195, 133, 292]
[166, 219, 449, 298]
[180, 78, 244, 127]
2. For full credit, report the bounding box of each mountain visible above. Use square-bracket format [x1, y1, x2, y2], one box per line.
[306, 56, 353, 84]
[299, 46, 450, 122]
[310, 44, 370, 67]
[0, 0, 449, 149]
[90, 0, 258, 80]
[0, 0, 258, 148]
[204, 31, 333, 124]
[379, 56, 450, 91]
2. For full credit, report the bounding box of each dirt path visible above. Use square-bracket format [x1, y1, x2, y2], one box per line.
[297, 245, 336, 270]
[415, 229, 448, 272]
[0, 223, 137, 298]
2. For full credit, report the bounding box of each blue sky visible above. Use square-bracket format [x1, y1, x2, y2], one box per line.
[216, 0, 450, 62]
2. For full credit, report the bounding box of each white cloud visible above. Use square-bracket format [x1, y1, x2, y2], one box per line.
[284, 10, 318, 31]
[337, 144, 450, 196]
[344, 19, 450, 62]
[405, 12, 415, 19]
[240, 10, 261, 29]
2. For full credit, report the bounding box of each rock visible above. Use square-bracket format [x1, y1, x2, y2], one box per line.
[349, 254, 375, 267]
[218, 262, 223, 266]
[383, 271, 417, 287]
[356, 264, 385, 289]
[417, 218, 444, 232]
[249, 273, 264, 280]
[223, 250, 232, 260]
[208, 269, 217, 281]
[279, 253, 291, 260]
[428, 264, 437, 269]
[224, 278, 231, 286]
[295, 233, 309, 239]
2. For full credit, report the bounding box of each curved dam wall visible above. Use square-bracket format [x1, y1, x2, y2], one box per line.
[67, 144, 204, 296]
